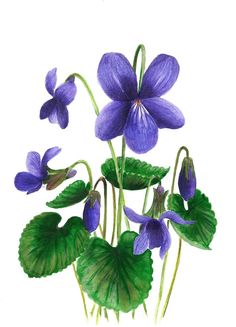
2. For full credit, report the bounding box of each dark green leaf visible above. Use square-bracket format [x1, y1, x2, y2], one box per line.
[77, 231, 153, 312]
[101, 157, 169, 190]
[46, 180, 90, 208]
[19, 212, 89, 277]
[168, 189, 217, 249]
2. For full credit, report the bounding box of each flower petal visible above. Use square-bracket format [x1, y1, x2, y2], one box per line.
[83, 199, 101, 233]
[98, 53, 138, 101]
[142, 97, 185, 129]
[140, 54, 179, 98]
[14, 172, 42, 194]
[48, 107, 59, 124]
[133, 224, 149, 255]
[95, 101, 130, 141]
[124, 104, 158, 153]
[55, 79, 77, 105]
[45, 68, 57, 96]
[124, 206, 152, 224]
[40, 99, 57, 119]
[159, 223, 171, 259]
[26, 151, 43, 178]
[57, 103, 69, 129]
[159, 210, 195, 225]
[42, 146, 61, 167]
[146, 220, 164, 249]
[66, 169, 77, 179]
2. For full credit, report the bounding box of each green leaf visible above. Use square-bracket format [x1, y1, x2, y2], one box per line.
[168, 189, 217, 249]
[19, 212, 89, 277]
[101, 157, 169, 190]
[46, 180, 90, 208]
[77, 231, 153, 312]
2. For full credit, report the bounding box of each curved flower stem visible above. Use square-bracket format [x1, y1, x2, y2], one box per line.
[94, 177, 108, 239]
[66, 73, 100, 115]
[70, 159, 93, 189]
[133, 44, 146, 90]
[155, 145, 189, 322]
[72, 262, 88, 320]
[111, 184, 117, 246]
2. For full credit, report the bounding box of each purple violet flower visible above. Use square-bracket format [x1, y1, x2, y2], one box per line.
[95, 53, 185, 154]
[178, 157, 196, 201]
[14, 147, 76, 194]
[124, 206, 194, 258]
[83, 191, 101, 233]
[40, 68, 77, 129]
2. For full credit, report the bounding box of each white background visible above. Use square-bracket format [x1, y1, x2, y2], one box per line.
[0, 0, 235, 326]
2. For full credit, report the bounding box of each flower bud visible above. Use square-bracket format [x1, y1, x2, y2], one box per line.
[45, 167, 77, 190]
[83, 190, 101, 233]
[178, 157, 196, 201]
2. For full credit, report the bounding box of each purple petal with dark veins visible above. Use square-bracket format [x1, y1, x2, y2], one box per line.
[14, 172, 42, 194]
[124, 206, 152, 224]
[133, 223, 149, 255]
[57, 103, 69, 129]
[45, 68, 57, 96]
[140, 54, 179, 98]
[98, 53, 138, 101]
[146, 220, 164, 249]
[42, 146, 61, 167]
[55, 79, 77, 105]
[124, 104, 158, 153]
[159, 210, 195, 224]
[142, 97, 185, 129]
[95, 101, 130, 141]
[26, 151, 43, 178]
[83, 199, 101, 233]
[40, 98, 57, 119]
[159, 222, 171, 259]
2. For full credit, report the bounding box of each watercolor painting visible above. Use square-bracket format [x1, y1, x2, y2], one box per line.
[1, 1, 235, 327]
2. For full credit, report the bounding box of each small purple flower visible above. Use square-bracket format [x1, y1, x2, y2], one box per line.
[95, 52, 185, 154]
[124, 206, 194, 258]
[14, 147, 76, 194]
[178, 157, 196, 201]
[40, 68, 77, 129]
[83, 191, 101, 233]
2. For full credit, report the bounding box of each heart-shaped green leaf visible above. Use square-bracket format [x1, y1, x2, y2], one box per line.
[101, 157, 169, 190]
[168, 189, 217, 249]
[46, 180, 90, 208]
[77, 231, 153, 312]
[19, 212, 89, 277]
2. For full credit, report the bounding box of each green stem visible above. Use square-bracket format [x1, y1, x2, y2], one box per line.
[72, 262, 88, 320]
[132, 310, 135, 319]
[90, 303, 96, 316]
[94, 177, 108, 239]
[111, 184, 117, 246]
[143, 301, 148, 316]
[114, 311, 120, 323]
[70, 159, 93, 189]
[104, 308, 109, 321]
[142, 176, 155, 214]
[96, 306, 102, 325]
[133, 44, 146, 90]
[67, 73, 99, 115]
[161, 238, 182, 318]
[156, 145, 189, 321]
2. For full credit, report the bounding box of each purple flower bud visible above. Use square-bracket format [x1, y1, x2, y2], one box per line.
[178, 157, 196, 201]
[83, 191, 101, 233]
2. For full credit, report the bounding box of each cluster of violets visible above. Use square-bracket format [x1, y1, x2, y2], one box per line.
[15, 50, 197, 259]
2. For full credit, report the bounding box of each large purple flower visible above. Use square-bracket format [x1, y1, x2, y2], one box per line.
[40, 68, 77, 129]
[14, 147, 76, 194]
[95, 53, 185, 153]
[124, 206, 194, 258]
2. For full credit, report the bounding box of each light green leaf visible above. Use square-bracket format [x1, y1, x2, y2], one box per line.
[19, 212, 89, 277]
[77, 231, 153, 312]
[168, 189, 217, 249]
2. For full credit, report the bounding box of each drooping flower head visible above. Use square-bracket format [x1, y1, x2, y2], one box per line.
[14, 147, 76, 194]
[124, 206, 194, 258]
[40, 68, 77, 129]
[83, 190, 101, 233]
[95, 53, 185, 154]
[178, 157, 196, 201]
